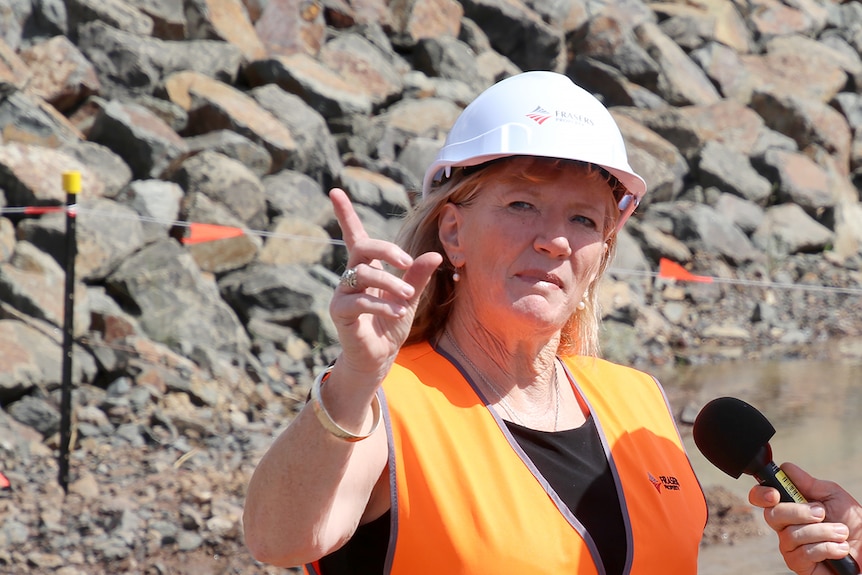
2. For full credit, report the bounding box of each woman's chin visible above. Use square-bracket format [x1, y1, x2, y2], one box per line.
[505, 299, 572, 331]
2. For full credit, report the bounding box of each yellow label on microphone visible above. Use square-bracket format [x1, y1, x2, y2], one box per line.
[777, 469, 807, 503]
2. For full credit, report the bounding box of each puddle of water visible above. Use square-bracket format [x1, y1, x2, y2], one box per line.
[662, 359, 862, 574]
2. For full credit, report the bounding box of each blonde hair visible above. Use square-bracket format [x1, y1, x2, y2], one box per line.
[398, 157, 625, 357]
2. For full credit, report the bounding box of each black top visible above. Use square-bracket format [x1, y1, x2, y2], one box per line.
[318, 415, 627, 575]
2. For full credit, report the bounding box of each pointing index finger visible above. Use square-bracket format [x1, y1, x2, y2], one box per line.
[330, 188, 368, 249]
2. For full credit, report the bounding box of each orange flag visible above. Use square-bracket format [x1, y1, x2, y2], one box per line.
[658, 258, 713, 283]
[182, 223, 244, 245]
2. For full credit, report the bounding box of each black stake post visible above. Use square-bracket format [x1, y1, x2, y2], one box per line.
[58, 171, 80, 493]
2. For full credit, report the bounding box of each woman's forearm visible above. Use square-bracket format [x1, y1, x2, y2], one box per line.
[243, 367, 388, 567]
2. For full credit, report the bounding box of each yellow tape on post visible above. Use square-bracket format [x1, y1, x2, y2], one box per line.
[62, 171, 81, 194]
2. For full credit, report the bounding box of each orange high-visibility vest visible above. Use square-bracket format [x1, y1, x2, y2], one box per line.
[308, 342, 706, 574]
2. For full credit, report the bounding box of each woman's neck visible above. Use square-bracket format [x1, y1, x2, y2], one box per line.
[441, 317, 566, 429]
[445, 314, 560, 384]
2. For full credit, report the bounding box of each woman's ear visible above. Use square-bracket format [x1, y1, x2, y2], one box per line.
[438, 203, 463, 259]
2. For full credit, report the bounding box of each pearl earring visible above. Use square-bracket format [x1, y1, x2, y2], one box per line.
[450, 255, 463, 282]
[577, 290, 588, 311]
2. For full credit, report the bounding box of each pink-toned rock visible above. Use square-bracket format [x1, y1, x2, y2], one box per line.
[0, 142, 104, 205]
[635, 22, 721, 106]
[246, 52, 374, 116]
[389, 0, 463, 44]
[0, 38, 30, 90]
[767, 149, 832, 208]
[752, 92, 852, 175]
[738, 42, 848, 106]
[383, 97, 462, 136]
[186, 0, 267, 61]
[677, 99, 764, 156]
[68, 472, 100, 500]
[0, 243, 90, 337]
[19, 36, 101, 113]
[1, 91, 85, 148]
[747, 0, 828, 39]
[318, 34, 404, 107]
[258, 215, 331, 265]
[255, 0, 326, 57]
[164, 71, 298, 169]
[0, 321, 54, 396]
[650, 0, 753, 53]
[323, 0, 391, 28]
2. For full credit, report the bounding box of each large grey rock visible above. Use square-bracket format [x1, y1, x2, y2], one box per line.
[87, 99, 188, 180]
[651, 201, 761, 265]
[752, 203, 835, 256]
[0, 240, 90, 334]
[76, 21, 242, 98]
[183, 130, 272, 178]
[0, 142, 103, 206]
[0, 320, 61, 402]
[248, 84, 344, 187]
[697, 140, 773, 205]
[261, 169, 331, 225]
[168, 150, 267, 229]
[115, 179, 184, 243]
[219, 262, 337, 344]
[0, 91, 82, 147]
[164, 71, 300, 174]
[105, 239, 251, 355]
[461, 0, 565, 71]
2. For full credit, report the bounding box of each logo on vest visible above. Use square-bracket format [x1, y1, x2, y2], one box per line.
[648, 472, 681, 493]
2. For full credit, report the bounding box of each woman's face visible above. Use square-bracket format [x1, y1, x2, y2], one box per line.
[441, 161, 614, 336]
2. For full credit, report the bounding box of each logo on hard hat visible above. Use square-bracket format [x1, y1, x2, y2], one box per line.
[557, 110, 595, 126]
[526, 106, 552, 125]
[526, 105, 595, 127]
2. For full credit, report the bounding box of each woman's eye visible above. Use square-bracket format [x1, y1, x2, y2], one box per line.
[508, 201, 534, 210]
[571, 214, 597, 228]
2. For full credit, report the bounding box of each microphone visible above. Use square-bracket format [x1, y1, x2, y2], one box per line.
[692, 396, 860, 575]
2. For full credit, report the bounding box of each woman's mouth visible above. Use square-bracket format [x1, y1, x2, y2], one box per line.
[517, 271, 563, 289]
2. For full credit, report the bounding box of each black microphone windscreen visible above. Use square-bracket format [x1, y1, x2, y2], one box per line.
[692, 396, 776, 479]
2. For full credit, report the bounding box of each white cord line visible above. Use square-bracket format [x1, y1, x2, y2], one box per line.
[5, 205, 860, 295]
[73, 205, 347, 246]
[610, 267, 862, 296]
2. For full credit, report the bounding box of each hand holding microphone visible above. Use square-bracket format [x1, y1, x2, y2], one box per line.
[693, 397, 861, 575]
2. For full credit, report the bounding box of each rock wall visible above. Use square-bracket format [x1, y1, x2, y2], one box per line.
[1, 0, 861, 573]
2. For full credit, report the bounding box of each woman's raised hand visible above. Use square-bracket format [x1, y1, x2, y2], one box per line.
[328, 188, 442, 382]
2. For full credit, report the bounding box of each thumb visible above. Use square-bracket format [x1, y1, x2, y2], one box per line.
[781, 462, 821, 498]
[402, 252, 443, 308]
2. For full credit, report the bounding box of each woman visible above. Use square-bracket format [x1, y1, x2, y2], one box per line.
[243, 71, 707, 574]
[749, 462, 862, 575]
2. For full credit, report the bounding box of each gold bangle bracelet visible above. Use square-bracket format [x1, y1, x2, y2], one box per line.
[310, 366, 381, 442]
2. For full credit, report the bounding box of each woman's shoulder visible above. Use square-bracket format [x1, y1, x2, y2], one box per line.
[395, 340, 436, 364]
[388, 340, 450, 385]
[561, 354, 656, 383]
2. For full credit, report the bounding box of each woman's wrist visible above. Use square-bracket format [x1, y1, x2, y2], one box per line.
[309, 365, 382, 442]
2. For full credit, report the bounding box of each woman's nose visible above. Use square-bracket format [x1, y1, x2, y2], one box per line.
[534, 224, 572, 258]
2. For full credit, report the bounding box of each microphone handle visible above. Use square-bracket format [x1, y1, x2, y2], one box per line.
[755, 462, 860, 575]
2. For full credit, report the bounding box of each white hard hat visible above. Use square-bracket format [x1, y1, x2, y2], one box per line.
[422, 71, 646, 230]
